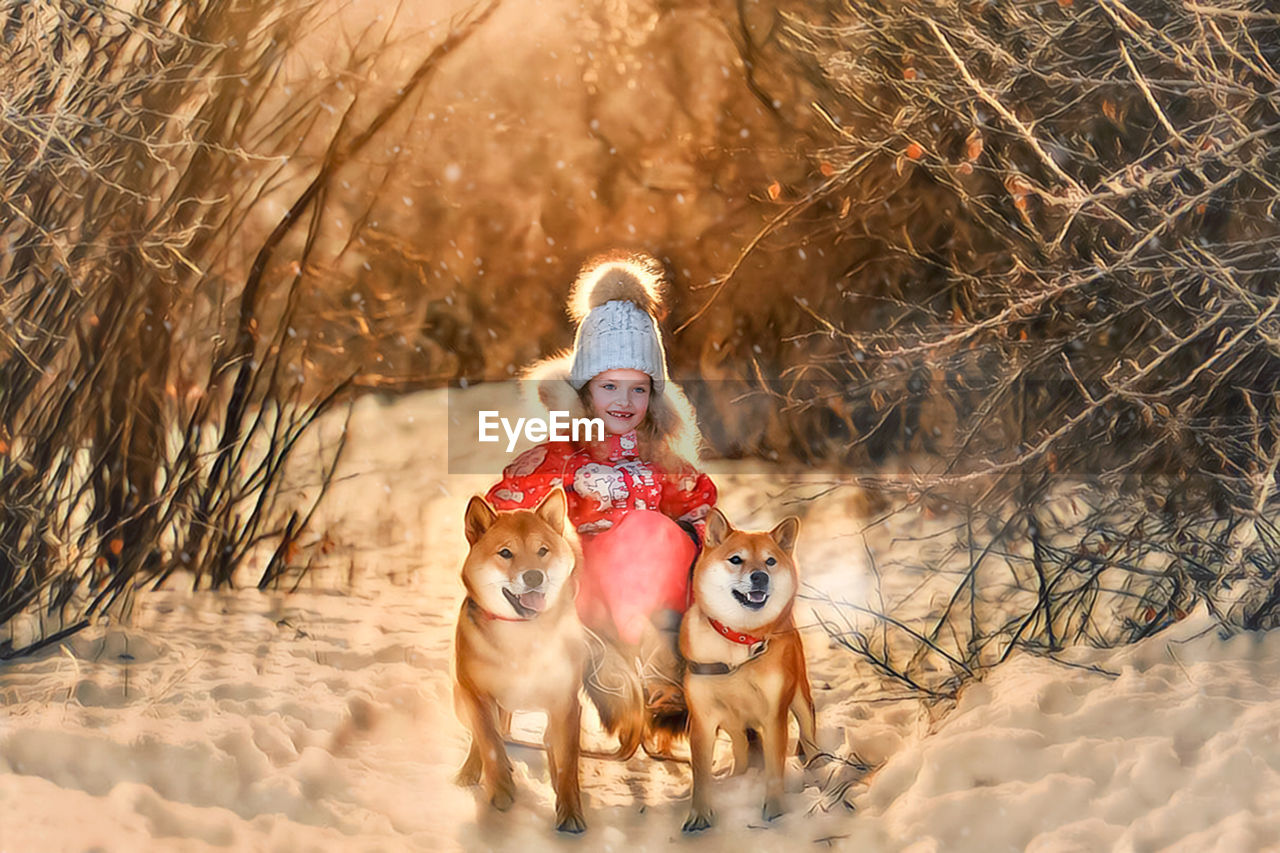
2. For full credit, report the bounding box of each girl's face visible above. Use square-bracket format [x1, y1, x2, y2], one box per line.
[586, 369, 651, 436]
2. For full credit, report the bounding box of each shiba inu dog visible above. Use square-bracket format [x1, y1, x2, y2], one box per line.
[453, 487, 642, 833]
[679, 508, 818, 833]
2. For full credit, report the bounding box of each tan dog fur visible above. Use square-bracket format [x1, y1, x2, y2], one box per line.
[455, 488, 641, 833]
[679, 509, 818, 832]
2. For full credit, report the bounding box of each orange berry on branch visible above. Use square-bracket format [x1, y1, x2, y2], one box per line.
[966, 131, 984, 161]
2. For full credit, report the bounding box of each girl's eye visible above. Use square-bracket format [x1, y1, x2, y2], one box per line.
[765, 557, 776, 566]
[499, 548, 513, 559]
[601, 383, 615, 390]
[537, 546, 549, 557]
[633, 386, 648, 395]
[728, 555, 743, 565]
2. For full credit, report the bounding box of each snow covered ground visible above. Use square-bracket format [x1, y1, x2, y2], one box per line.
[2, 388, 1278, 851]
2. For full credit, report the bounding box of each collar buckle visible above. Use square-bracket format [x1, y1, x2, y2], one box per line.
[708, 616, 765, 646]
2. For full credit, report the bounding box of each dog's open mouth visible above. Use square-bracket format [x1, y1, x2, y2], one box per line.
[503, 587, 546, 618]
[732, 588, 770, 611]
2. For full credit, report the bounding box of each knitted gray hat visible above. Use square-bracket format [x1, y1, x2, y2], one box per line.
[566, 252, 669, 395]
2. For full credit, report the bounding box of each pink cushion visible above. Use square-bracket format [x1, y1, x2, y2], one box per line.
[578, 510, 697, 645]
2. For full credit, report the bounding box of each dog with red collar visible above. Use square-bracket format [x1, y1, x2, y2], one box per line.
[679, 508, 819, 833]
[453, 487, 642, 833]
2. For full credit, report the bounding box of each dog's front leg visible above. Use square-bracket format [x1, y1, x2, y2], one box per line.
[456, 741, 482, 787]
[760, 707, 789, 822]
[729, 728, 751, 777]
[791, 679, 819, 764]
[545, 696, 586, 833]
[682, 707, 716, 833]
[499, 707, 513, 738]
[458, 688, 515, 810]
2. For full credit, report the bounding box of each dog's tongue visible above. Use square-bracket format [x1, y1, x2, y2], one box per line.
[747, 590, 767, 604]
[518, 590, 546, 612]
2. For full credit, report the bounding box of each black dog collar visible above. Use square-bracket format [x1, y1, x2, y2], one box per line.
[686, 638, 768, 676]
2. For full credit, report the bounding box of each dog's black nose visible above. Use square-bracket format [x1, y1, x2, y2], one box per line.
[522, 569, 545, 589]
[749, 570, 770, 588]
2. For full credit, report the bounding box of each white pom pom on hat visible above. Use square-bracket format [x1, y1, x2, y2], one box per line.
[566, 251, 670, 395]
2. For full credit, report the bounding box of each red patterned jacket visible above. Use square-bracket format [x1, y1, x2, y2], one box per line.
[485, 429, 717, 540]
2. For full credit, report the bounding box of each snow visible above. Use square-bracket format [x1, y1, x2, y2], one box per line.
[2, 388, 1278, 851]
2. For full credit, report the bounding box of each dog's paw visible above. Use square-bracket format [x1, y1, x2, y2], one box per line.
[762, 797, 785, 822]
[556, 812, 587, 834]
[682, 810, 714, 833]
[489, 783, 515, 812]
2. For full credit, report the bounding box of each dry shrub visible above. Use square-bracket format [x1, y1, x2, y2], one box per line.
[743, 0, 1280, 684]
[0, 0, 497, 657]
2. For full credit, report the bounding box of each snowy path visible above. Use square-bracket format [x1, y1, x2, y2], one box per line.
[2, 390, 1278, 851]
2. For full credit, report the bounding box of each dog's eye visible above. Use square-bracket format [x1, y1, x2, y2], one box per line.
[766, 557, 776, 566]
[728, 555, 743, 565]
[537, 546, 548, 557]
[499, 548, 513, 559]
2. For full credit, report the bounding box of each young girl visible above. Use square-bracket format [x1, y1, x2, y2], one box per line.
[486, 251, 717, 705]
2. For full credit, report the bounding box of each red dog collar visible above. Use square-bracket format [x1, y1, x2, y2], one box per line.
[708, 617, 764, 646]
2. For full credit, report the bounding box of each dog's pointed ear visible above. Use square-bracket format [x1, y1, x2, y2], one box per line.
[703, 508, 731, 549]
[465, 495, 498, 545]
[535, 486, 567, 534]
[769, 516, 800, 555]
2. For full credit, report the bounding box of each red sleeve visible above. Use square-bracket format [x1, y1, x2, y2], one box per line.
[659, 466, 717, 538]
[485, 443, 572, 510]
